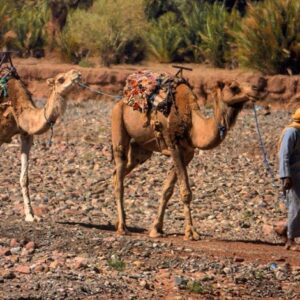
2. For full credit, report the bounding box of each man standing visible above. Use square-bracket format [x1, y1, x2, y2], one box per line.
[279, 108, 300, 250]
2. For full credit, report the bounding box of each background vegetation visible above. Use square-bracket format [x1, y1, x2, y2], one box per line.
[0, 0, 299, 75]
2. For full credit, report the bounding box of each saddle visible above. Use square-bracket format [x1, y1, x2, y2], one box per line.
[124, 69, 195, 149]
[123, 70, 190, 116]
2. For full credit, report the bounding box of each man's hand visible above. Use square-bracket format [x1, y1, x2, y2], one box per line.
[282, 177, 293, 192]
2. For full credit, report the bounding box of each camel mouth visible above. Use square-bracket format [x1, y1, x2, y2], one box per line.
[248, 94, 259, 102]
[71, 72, 81, 83]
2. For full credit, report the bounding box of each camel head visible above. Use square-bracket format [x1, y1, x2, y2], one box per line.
[218, 80, 258, 106]
[47, 69, 81, 96]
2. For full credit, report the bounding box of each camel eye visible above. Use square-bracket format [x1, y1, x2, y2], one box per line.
[230, 86, 240, 94]
[57, 77, 65, 84]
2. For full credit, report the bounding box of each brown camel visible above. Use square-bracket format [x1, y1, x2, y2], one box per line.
[0, 69, 81, 221]
[112, 77, 258, 240]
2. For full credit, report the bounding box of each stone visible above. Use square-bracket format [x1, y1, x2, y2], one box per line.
[139, 280, 149, 289]
[262, 224, 274, 237]
[73, 257, 88, 270]
[3, 271, 15, 280]
[0, 247, 11, 256]
[14, 265, 31, 274]
[10, 239, 19, 247]
[25, 241, 36, 251]
[10, 247, 21, 255]
[274, 221, 287, 236]
[174, 276, 187, 289]
[33, 206, 49, 217]
[234, 257, 244, 263]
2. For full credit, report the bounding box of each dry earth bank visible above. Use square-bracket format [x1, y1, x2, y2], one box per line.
[14, 58, 300, 108]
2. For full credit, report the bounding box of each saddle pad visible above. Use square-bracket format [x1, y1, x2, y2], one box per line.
[123, 70, 171, 112]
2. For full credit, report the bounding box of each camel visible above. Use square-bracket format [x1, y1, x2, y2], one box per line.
[112, 74, 258, 240]
[0, 69, 81, 221]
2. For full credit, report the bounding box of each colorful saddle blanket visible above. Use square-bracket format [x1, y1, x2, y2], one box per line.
[123, 70, 174, 114]
[0, 68, 12, 98]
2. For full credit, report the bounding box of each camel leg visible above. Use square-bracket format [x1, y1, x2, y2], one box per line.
[20, 134, 40, 222]
[112, 102, 131, 235]
[113, 142, 152, 234]
[113, 152, 128, 235]
[170, 146, 199, 240]
[149, 167, 177, 238]
[115, 142, 151, 231]
[149, 151, 194, 238]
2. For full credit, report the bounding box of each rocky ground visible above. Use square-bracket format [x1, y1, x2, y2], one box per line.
[0, 97, 300, 299]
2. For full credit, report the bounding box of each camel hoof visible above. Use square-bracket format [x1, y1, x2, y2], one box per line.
[116, 225, 130, 236]
[25, 214, 41, 222]
[116, 229, 130, 236]
[149, 228, 164, 238]
[184, 228, 200, 241]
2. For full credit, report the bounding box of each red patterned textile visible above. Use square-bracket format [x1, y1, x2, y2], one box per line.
[123, 70, 170, 112]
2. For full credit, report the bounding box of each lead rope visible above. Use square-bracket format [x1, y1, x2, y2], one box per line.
[76, 81, 122, 100]
[252, 103, 277, 186]
[44, 107, 55, 148]
[252, 104, 285, 203]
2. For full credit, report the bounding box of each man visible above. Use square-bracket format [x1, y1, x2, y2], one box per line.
[279, 108, 300, 250]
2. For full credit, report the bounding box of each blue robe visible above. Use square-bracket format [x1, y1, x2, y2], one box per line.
[279, 127, 300, 238]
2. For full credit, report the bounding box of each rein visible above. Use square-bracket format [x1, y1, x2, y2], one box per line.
[252, 103, 278, 188]
[43, 107, 55, 148]
[76, 81, 122, 100]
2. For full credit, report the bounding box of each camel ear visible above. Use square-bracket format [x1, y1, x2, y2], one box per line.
[47, 78, 55, 87]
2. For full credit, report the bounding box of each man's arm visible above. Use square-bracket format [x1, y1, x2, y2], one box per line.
[279, 128, 297, 191]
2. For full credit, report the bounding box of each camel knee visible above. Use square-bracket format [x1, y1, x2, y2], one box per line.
[164, 186, 174, 199]
[20, 177, 28, 188]
[181, 190, 192, 205]
[113, 145, 127, 162]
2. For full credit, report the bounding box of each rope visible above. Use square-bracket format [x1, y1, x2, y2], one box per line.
[44, 107, 55, 148]
[252, 104, 278, 188]
[76, 81, 122, 100]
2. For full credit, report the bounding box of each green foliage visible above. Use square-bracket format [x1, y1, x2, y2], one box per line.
[186, 280, 213, 294]
[78, 59, 95, 68]
[60, 0, 147, 65]
[144, 0, 181, 20]
[10, 1, 49, 55]
[107, 258, 126, 271]
[180, 1, 238, 66]
[198, 3, 233, 67]
[0, 0, 15, 48]
[234, 0, 300, 74]
[146, 12, 184, 63]
[180, 1, 208, 62]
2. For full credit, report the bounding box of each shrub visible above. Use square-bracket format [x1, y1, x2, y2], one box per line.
[180, 1, 238, 67]
[60, 0, 147, 65]
[198, 3, 234, 67]
[146, 12, 184, 63]
[234, 0, 300, 74]
[144, 0, 181, 20]
[10, 1, 49, 56]
[180, 1, 208, 62]
[0, 0, 15, 48]
[107, 258, 126, 271]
